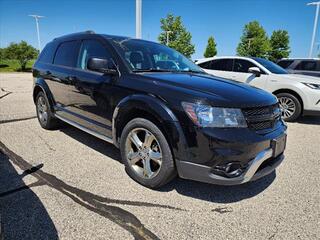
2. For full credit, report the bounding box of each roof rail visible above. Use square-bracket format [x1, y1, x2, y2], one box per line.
[280, 57, 320, 60]
[85, 30, 95, 34]
[53, 31, 96, 41]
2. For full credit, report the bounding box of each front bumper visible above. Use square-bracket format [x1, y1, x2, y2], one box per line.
[302, 87, 320, 114]
[175, 119, 287, 185]
[176, 149, 284, 185]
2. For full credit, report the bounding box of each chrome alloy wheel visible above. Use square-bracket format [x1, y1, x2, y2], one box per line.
[125, 128, 162, 179]
[37, 95, 48, 124]
[278, 96, 296, 119]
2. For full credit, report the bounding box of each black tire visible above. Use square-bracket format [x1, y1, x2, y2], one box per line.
[35, 91, 59, 130]
[276, 92, 302, 122]
[120, 118, 176, 189]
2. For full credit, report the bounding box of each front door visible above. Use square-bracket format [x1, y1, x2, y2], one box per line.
[65, 39, 116, 137]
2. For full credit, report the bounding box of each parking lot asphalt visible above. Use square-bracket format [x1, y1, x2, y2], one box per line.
[0, 73, 319, 240]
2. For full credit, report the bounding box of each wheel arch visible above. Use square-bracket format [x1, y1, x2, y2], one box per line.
[272, 88, 304, 111]
[33, 78, 55, 112]
[112, 94, 189, 162]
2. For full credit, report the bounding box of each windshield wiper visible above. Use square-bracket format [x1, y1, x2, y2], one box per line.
[132, 68, 173, 72]
[132, 69, 204, 74]
[176, 70, 204, 74]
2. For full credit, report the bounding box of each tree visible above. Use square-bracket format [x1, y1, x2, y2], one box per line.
[4, 41, 38, 70]
[0, 48, 3, 60]
[204, 36, 217, 58]
[158, 14, 195, 58]
[269, 30, 290, 62]
[236, 21, 270, 58]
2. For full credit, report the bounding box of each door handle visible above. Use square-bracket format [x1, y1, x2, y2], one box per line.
[45, 70, 51, 75]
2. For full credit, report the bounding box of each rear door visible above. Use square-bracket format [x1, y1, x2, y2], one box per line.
[47, 40, 81, 112]
[232, 59, 268, 89]
[199, 59, 234, 79]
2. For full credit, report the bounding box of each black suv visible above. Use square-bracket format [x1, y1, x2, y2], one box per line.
[33, 32, 287, 188]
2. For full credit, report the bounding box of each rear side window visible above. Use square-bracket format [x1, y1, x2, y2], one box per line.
[233, 59, 256, 73]
[295, 61, 317, 71]
[54, 41, 80, 67]
[38, 42, 56, 64]
[277, 60, 293, 69]
[210, 59, 233, 71]
[78, 40, 111, 70]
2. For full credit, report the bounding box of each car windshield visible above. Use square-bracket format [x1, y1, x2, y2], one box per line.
[110, 38, 204, 73]
[252, 57, 288, 74]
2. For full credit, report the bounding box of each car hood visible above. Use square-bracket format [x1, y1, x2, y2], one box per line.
[271, 73, 320, 84]
[142, 72, 277, 108]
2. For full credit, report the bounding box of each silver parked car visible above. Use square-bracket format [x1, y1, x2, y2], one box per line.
[277, 58, 320, 78]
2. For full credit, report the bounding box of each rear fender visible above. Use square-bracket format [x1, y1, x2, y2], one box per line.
[33, 78, 55, 112]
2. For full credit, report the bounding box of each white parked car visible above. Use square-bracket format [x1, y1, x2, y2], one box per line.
[196, 56, 320, 121]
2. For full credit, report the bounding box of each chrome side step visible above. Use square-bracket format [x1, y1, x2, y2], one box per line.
[55, 114, 114, 144]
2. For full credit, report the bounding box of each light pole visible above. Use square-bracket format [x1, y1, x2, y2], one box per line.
[316, 42, 320, 57]
[29, 15, 44, 52]
[136, 0, 142, 39]
[166, 31, 172, 45]
[307, 2, 320, 58]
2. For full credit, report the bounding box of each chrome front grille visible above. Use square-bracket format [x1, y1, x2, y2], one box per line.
[242, 104, 281, 131]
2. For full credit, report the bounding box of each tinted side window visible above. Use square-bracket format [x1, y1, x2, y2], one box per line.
[295, 61, 317, 71]
[198, 61, 211, 69]
[316, 61, 320, 71]
[233, 59, 256, 73]
[277, 60, 293, 69]
[78, 40, 111, 70]
[210, 59, 233, 71]
[53, 41, 80, 67]
[38, 42, 56, 64]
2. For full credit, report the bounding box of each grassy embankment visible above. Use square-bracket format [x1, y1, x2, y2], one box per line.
[0, 59, 35, 72]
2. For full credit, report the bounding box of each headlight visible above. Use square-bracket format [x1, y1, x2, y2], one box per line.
[302, 83, 320, 90]
[182, 102, 247, 128]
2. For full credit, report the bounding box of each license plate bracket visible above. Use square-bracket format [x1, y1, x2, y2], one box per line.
[271, 134, 287, 158]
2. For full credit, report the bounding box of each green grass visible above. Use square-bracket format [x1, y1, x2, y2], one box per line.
[0, 59, 35, 72]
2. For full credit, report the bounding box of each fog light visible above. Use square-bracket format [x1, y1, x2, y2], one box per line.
[212, 162, 245, 178]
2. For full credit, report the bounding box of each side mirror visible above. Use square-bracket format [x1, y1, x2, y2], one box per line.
[248, 67, 261, 77]
[87, 57, 117, 75]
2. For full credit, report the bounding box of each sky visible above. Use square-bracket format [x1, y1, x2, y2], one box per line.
[0, 0, 318, 59]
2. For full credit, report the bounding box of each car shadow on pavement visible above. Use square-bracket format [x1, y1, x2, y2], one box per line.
[297, 116, 320, 125]
[0, 151, 58, 240]
[159, 172, 276, 203]
[0, 141, 182, 240]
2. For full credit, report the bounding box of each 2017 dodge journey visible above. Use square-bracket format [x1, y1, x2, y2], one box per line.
[32, 31, 287, 188]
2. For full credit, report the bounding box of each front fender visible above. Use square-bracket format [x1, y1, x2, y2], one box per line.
[270, 84, 307, 107]
[112, 94, 190, 162]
